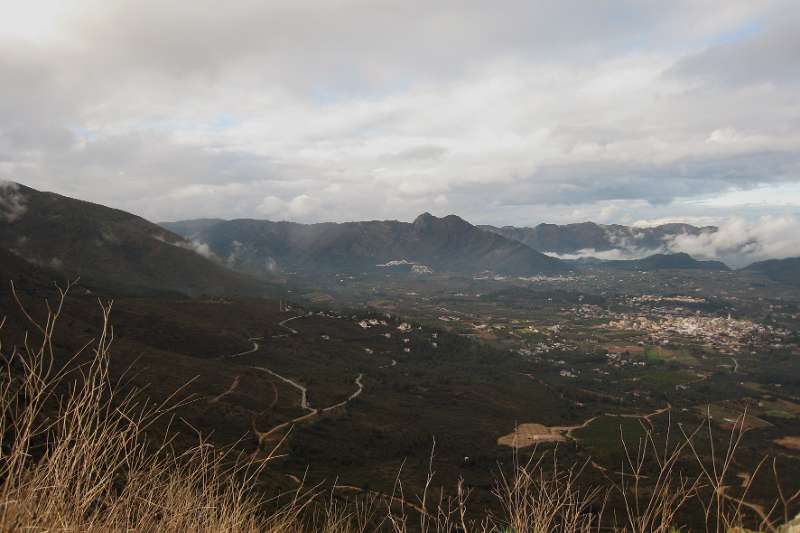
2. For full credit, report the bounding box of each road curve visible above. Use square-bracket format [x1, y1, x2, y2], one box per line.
[209, 375, 241, 403]
[252, 367, 365, 443]
[224, 340, 260, 359]
[224, 313, 395, 447]
[281, 315, 302, 331]
[321, 373, 364, 413]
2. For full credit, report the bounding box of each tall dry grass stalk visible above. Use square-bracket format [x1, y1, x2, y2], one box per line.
[0, 281, 275, 531]
[0, 281, 796, 532]
[493, 451, 603, 533]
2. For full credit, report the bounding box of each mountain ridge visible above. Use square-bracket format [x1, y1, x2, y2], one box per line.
[479, 221, 717, 256]
[743, 256, 800, 285]
[0, 183, 274, 297]
[568, 252, 730, 272]
[162, 213, 567, 277]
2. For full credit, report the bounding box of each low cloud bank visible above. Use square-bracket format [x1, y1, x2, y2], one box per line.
[546, 215, 800, 268]
[664, 215, 800, 268]
[547, 248, 656, 262]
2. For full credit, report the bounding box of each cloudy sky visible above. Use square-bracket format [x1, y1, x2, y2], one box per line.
[1, 0, 799, 231]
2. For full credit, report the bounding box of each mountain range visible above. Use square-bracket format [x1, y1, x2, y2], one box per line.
[162, 212, 566, 277]
[480, 221, 716, 257]
[163, 216, 732, 277]
[0, 183, 794, 295]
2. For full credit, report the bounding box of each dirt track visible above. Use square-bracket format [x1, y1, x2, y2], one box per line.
[498, 405, 672, 449]
[223, 313, 401, 449]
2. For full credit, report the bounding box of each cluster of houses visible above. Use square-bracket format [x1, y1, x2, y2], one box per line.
[630, 294, 708, 305]
[605, 352, 648, 369]
[565, 304, 608, 320]
[356, 318, 390, 329]
[604, 313, 788, 353]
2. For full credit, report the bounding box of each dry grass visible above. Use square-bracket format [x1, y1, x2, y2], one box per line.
[0, 282, 273, 532]
[0, 282, 797, 532]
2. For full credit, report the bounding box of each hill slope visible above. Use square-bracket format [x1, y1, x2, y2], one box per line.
[594, 252, 730, 271]
[743, 257, 800, 285]
[0, 183, 272, 296]
[163, 212, 567, 276]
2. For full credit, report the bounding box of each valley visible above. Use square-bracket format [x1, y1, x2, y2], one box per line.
[7, 264, 796, 527]
[2, 184, 800, 529]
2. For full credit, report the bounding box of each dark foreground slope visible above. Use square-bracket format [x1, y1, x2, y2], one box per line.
[0, 183, 272, 297]
[163, 212, 566, 277]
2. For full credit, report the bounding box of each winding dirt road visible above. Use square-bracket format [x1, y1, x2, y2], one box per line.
[252, 370, 365, 443]
[321, 373, 364, 413]
[224, 340, 261, 359]
[255, 366, 311, 410]
[248, 314, 368, 442]
[209, 375, 240, 403]
[499, 404, 673, 449]
[272, 315, 302, 338]
[220, 313, 399, 449]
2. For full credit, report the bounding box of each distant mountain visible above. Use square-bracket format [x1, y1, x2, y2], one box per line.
[571, 252, 730, 272]
[0, 183, 272, 297]
[480, 221, 716, 256]
[157, 218, 226, 239]
[162, 212, 567, 277]
[617, 253, 729, 271]
[743, 257, 800, 285]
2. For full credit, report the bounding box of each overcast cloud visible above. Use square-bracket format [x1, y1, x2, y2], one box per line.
[0, 0, 799, 237]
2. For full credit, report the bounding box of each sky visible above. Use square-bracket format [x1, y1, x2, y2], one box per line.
[1, 0, 799, 235]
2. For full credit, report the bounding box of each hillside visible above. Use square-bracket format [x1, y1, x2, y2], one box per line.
[571, 252, 730, 271]
[162, 212, 567, 277]
[593, 253, 730, 271]
[743, 256, 800, 285]
[0, 183, 273, 297]
[0, 246, 54, 290]
[158, 218, 226, 239]
[480, 221, 716, 255]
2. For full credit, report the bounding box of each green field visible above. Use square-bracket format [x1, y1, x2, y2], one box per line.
[573, 415, 648, 457]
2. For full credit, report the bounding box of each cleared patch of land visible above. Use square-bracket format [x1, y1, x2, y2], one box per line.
[497, 423, 567, 448]
[775, 436, 800, 451]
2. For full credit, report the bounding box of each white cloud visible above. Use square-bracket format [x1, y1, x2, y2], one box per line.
[0, 181, 27, 222]
[665, 215, 800, 267]
[187, 241, 213, 259]
[152, 233, 216, 259]
[256, 196, 285, 218]
[631, 216, 723, 228]
[254, 193, 320, 221]
[546, 248, 656, 261]
[543, 215, 800, 268]
[0, 0, 797, 232]
[286, 194, 319, 218]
